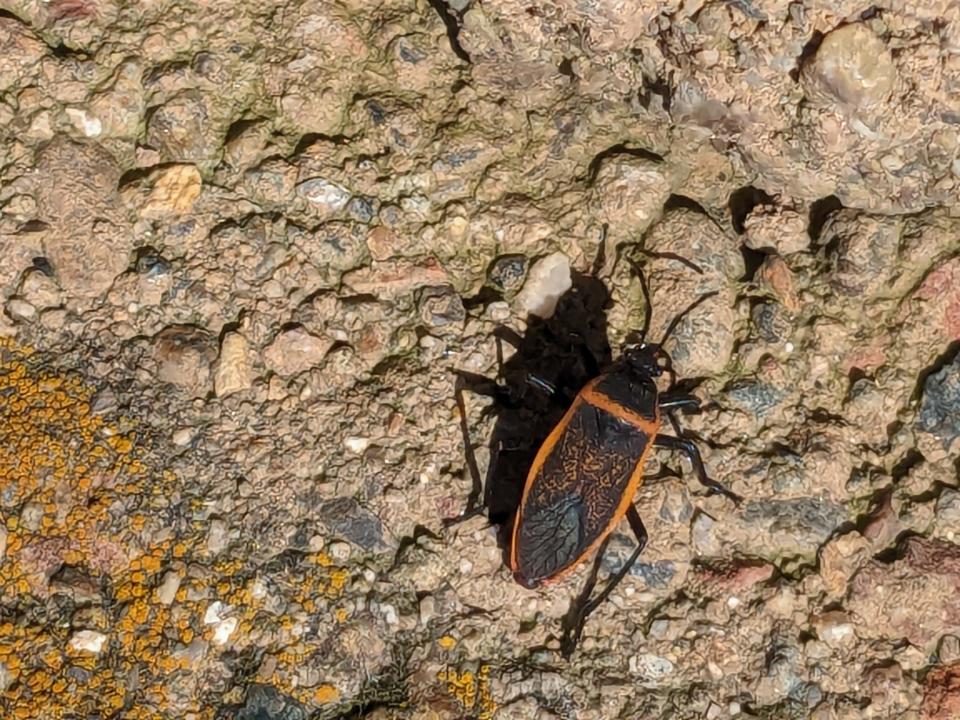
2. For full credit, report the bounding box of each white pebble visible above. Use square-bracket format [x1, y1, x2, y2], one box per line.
[344, 436, 370, 454]
[172, 427, 195, 446]
[155, 571, 181, 605]
[382, 604, 399, 626]
[69, 630, 107, 655]
[328, 541, 351, 562]
[515, 252, 572, 319]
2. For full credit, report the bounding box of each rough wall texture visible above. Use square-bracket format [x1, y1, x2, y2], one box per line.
[1, 1, 959, 718]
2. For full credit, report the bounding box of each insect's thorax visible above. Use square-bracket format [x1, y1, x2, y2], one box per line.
[580, 367, 659, 426]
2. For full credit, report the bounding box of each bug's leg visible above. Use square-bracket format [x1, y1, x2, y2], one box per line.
[443, 375, 487, 526]
[525, 373, 578, 408]
[445, 372, 517, 527]
[559, 535, 610, 657]
[560, 505, 648, 657]
[525, 373, 557, 397]
[657, 394, 701, 413]
[571, 333, 601, 378]
[653, 433, 742, 504]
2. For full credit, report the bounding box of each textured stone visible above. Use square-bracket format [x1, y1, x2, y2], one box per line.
[153, 325, 216, 396]
[319, 497, 386, 551]
[848, 537, 960, 649]
[214, 332, 256, 397]
[146, 92, 221, 166]
[919, 355, 960, 448]
[139, 164, 202, 218]
[263, 327, 332, 377]
[922, 663, 960, 720]
[801, 24, 897, 115]
[34, 137, 132, 299]
[645, 208, 743, 377]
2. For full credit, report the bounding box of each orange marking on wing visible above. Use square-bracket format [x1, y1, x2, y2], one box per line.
[509, 396, 583, 577]
[578, 378, 660, 433]
[526, 439, 655, 588]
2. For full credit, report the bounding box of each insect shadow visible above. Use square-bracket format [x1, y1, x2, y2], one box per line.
[451, 247, 614, 519]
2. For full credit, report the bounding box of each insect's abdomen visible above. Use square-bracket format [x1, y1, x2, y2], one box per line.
[510, 378, 658, 588]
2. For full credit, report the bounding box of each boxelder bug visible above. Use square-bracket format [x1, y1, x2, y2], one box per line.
[451, 250, 740, 656]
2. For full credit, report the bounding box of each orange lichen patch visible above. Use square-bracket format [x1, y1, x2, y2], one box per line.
[314, 684, 339, 703]
[0, 340, 358, 717]
[437, 664, 497, 720]
[437, 635, 457, 650]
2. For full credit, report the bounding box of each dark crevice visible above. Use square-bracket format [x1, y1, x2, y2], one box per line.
[19, 219, 49, 233]
[638, 76, 672, 112]
[223, 117, 263, 145]
[51, 42, 89, 59]
[729, 185, 775, 234]
[389, 524, 442, 572]
[872, 531, 926, 565]
[0, 9, 25, 23]
[216, 316, 244, 346]
[740, 245, 767, 283]
[891, 449, 924, 482]
[426, 0, 471, 63]
[808, 195, 843, 244]
[586, 143, 663, 183]
[846, 367, 871, 399]
[462, 285, 502, 311]
[791, 30, 825, 81]
[339, 293, 381, 306]
[664, 194, 707, 214]
[292, 132, 352, 156]
[31, 257, 54, 276]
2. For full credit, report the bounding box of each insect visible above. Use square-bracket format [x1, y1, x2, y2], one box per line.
[451, 254, 740, 655]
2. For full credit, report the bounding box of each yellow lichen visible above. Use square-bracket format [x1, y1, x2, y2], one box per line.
[437, 664, 497, 720]
[0, 339, 358, 718]
[313, 684, 339, 703]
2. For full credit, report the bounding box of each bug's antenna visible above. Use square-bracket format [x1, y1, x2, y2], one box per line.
[625, 258, 652, 345]
[659, 290, 718, 347]
[635, 248, 706, 275]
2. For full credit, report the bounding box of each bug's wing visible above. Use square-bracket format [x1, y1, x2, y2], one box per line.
[513, 401, 653, 586]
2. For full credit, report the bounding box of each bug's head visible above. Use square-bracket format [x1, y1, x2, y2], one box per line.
[622, 342, 666, 378]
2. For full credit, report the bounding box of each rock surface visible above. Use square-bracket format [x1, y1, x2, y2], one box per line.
[0, 1, 959, 718]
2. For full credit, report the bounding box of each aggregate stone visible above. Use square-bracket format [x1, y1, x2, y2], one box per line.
[800, 23, 897, 116]
[848, 537, 960, 649]
[33, 136, 132, 299]
[319, 497, 388, 552]
[236, 685, 309, 720]
[918, 354, 960, 448]
[735, 498, 848, 557]
[4, 2, 960, 718]
[146, 91, 223, 167]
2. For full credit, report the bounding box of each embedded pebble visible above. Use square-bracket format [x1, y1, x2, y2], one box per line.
[263, 327, 332, 377]
[214, 332, 256, 397]
[801, 23, 897, 114]
[68, 631, 108, 655]
[514, 252, 572, 320]
[297, 178, 352, 212]
[918, 355, 960, 448]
